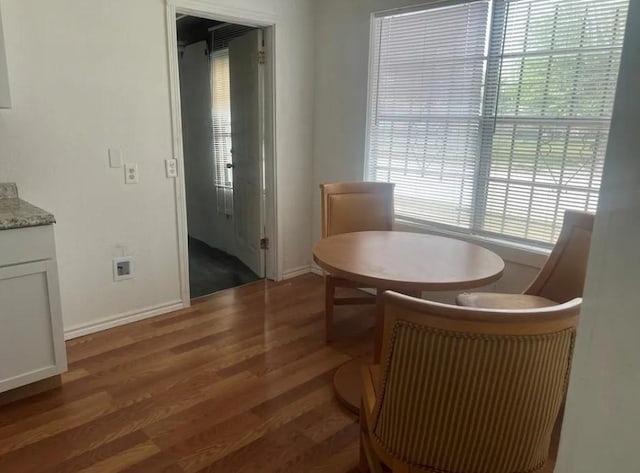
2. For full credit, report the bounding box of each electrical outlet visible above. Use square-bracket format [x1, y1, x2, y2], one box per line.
[124, 163, 139, 184]
[165, 159, 178, 178]
[113, 256, 134, 281]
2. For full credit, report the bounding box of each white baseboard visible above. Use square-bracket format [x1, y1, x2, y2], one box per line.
[282, 265, 312, 280]
[310, 264, 323, 276]
[64, 300, 185, 340]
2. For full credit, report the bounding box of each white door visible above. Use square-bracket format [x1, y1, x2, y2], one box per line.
[229, 29, 265, 277]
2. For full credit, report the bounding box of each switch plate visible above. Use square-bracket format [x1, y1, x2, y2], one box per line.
[165, 159, 178, 178]
[124, 163, 139, 184]
[108, 149, 122, 168]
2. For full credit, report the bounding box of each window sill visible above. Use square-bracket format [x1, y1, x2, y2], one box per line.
[394, 219, 550, 269]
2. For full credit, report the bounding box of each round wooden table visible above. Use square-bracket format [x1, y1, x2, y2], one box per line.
[313, 231, 505, 414]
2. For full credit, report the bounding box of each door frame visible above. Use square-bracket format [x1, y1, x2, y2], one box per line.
[166, 0, 279, 305]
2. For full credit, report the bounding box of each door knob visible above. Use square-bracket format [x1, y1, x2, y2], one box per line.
[226, 163, 235, 169]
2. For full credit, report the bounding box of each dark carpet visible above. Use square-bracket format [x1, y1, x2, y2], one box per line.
[188, 236, 261, 299]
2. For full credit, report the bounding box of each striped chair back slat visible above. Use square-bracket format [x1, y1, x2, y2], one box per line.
[368, 293, 581, 473]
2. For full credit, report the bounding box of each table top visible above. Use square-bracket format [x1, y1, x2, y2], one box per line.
[313, 231, 504, 292]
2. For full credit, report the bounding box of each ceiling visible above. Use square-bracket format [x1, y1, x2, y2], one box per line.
[176, 15, 223, 46]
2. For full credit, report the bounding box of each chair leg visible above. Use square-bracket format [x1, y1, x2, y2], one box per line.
[359, 432, 371, 473]
[360, 398, 382, 473]
[325, 275, 335, 343]
[359, 400, 371, 473]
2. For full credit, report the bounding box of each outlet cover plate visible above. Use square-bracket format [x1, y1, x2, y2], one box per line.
[124, 163, 139, 184]
[165, 159, 178, 178]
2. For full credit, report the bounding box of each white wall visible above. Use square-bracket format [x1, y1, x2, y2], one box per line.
[266, 0, 315, 276]
[310, 0, 547, 295]
[0, 5, 10, 107]
[0, 0, 182, 334]
[0, 0, 314, 335]
[555, 1, 640, 470]
[179, 40, 233, 253]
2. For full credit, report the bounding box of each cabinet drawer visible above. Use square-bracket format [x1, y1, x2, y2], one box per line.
[0, 225, 56, 267]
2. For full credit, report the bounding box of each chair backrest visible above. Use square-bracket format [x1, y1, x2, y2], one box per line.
[525, 210, 594, 303]
[320, 181, 395, 238]
[371, 292, 581, 473]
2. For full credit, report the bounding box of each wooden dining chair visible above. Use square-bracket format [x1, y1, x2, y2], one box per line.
[457, 210, 594, 309]
[360, 291, 581, 473]
[320, 181, 395, 342]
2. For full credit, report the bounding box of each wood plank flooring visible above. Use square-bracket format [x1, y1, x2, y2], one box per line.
[0, 273, 559, 472]
[0, 274, 375, 473]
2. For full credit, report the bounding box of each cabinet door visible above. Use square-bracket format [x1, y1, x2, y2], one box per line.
[0, 260, 67, 392]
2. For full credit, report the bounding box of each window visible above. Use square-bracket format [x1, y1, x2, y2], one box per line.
[211, 48, 233, 189]
[366, 0, 628, 245]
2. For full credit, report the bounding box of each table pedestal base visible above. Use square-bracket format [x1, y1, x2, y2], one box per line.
[333, 359, 366, 415]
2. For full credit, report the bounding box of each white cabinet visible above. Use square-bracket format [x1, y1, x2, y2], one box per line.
[0, 225, 67, 393]
[0, 5, 10, 108]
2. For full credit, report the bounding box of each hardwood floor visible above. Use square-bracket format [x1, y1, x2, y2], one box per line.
[0, 273, 559, 472]
[0, 274, 375, 473]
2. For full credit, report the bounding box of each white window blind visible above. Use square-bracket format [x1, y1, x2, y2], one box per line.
[368, 1, 491, 229]
[211, 48, 233, 189]
[366, 0, 628, 245]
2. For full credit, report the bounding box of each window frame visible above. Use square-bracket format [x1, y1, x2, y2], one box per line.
[363, 0, 624, 249]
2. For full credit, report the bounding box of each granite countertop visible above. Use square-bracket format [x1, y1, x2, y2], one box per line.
[0, 183, 56, 230]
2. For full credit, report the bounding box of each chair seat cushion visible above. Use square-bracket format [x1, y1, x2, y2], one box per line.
[456, 292, 557, 309]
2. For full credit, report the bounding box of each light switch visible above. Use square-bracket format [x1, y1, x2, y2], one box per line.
[124, 163, 139, 184]
[108, 149, 122, 168]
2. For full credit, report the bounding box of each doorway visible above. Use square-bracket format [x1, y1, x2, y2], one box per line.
[175, 15, 269, 299]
